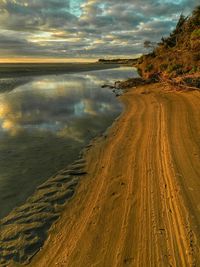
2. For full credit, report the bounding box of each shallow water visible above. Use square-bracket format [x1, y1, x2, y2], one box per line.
[0, 66, 137, 219]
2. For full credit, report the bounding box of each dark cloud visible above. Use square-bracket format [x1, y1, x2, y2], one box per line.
[0, 0, 76, 30]
[0, 0, 199, 59]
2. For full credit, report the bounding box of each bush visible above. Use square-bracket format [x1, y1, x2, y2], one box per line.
[190, 29, 200, 50]
[176, 69, 184, 75]
[149, 51, 156, 58]
[137, 68, 142, 76]
[160, 63, 168, 71]
[183, 66, 193, 73]
[189, 66, 198, 74]
[145, 64, 154, 72]
[191, 5, 200, 26]
[184, 77, 200, 88]
[193, 52, 200, 61]
[137, 56, 144, 64]
[191, 29, 200, 38]
[167, 64, 183, 73]
[160, 14, 187, 48]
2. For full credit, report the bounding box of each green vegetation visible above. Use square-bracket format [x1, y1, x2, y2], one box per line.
[160, 14, 187, 48]
[137, 5, 200, 79]
[145, 64, 154, 72]
[191, 29, 200, 38]
[137, 68, 142, 76]
[160, 63, 168, 71]
[167, 64, 183, 73]
[193, 52, 200, 61]
[191, 5, 200, 26]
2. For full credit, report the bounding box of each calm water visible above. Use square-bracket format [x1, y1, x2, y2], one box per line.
[0, 66, 137, 219]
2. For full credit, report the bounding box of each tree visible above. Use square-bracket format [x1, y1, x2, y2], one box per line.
[143, 40, 157, 50]
[160, 14, 187, 48]
[192, 5, 200, 25]
[192, 5, 200, 18]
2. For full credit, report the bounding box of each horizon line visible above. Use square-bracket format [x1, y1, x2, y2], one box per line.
[0, 55, 141, 64]
[0, 58, 97, 63]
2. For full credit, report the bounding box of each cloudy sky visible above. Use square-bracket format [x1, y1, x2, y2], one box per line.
[0, 0, 198, 62]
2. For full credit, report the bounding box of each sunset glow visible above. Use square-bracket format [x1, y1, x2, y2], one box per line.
[0, 0, 198, 62]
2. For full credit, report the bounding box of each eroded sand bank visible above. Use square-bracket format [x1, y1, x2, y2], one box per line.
[13, 84, 200, 266]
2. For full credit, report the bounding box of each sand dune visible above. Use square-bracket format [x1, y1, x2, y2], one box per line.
[29, 84, 200, 267]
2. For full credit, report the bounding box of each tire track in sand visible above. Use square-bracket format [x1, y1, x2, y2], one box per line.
[156, 102, 195, 266]
[29, 84, 200, 267]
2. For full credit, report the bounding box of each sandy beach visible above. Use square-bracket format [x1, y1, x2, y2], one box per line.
[28, 83, 200, 266]
[0, 1, 199, 266]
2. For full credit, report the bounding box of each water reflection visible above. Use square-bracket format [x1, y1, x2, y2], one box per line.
[0, 66, 137, 218]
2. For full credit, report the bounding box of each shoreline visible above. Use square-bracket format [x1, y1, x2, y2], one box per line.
[28, 82, 200, 266]
[0, 67, 124, 266]
[0, 109, 122, 267]
[1, 82, 200, 266]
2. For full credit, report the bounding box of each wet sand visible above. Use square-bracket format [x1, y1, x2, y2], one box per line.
[0, 63, 119, 78]
[27, 83, 200, 266]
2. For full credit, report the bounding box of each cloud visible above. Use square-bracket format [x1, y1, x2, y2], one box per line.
[0, 0, 77, 31]
[0, 0, 199, 59]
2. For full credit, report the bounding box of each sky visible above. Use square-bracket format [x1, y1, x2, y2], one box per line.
[0, 0, 199, 62]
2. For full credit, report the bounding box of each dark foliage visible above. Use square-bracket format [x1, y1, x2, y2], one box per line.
[161, 14, 188, 47]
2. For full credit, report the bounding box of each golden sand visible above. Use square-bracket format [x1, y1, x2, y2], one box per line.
[29, 84, 200, 267]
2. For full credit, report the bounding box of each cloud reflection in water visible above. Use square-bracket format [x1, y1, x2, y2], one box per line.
[0, 67, 136, 218]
